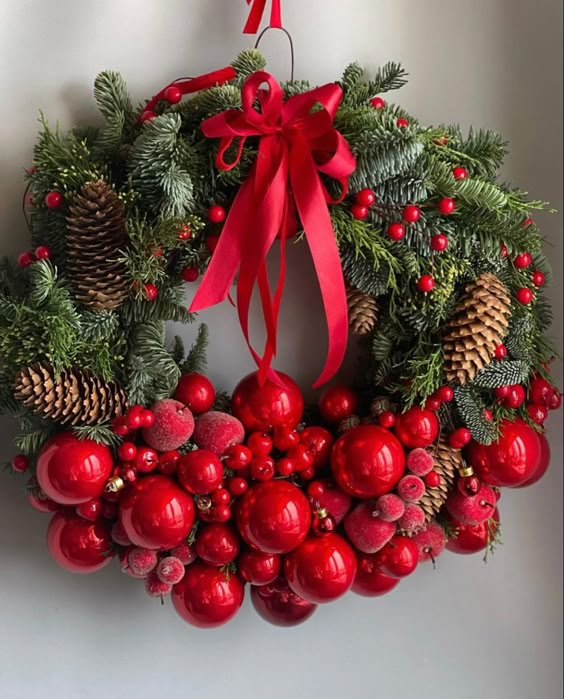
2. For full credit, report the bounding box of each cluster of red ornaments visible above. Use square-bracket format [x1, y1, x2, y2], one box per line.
[17, 368, 555, 628]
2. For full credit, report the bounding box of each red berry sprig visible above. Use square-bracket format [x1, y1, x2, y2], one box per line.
[208, 205, 226, 223]
[430, 233, 448, 252]
[45, 191, 64, 209]
[387, 222, 406, 241]
[417, 275, 435, 293]
[437, 197, 456, 215]
[514, 252, 532, 269]
[402, 205, 421, 223]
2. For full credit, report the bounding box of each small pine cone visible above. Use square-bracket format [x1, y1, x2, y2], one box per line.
[347, 286, 378, 335]
[14, 362, 128, 427]
[369, 396, 392, 417]
[443, 273, 511, 385]
[419, 438, 460, 522]
[337, 415, 361, 433]
[66, 180, 130, 311]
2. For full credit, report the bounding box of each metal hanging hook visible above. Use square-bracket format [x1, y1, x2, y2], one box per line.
[254, 26, 296, 82]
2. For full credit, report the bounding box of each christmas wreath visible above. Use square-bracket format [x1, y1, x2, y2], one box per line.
[1, 43, 560, 629]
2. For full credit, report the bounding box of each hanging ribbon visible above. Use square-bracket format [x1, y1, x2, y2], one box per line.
[244, 0, 283, 34]
[190, 71, 356, 387]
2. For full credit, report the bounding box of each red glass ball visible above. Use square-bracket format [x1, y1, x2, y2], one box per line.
[516, 287, 533, 305]
[514, 252, 532, 269]
[517, 431, 551, 487]
[356, 189, 376, 207]
[402, 205, 421, 223]
[331, 425, 405, 498]
[299, 426, 334, 468]
[437, 385, 454, 403]
[352, 554, 400, 597]
[528, 376, 554, 405]
[394, 407, 439, 448]
[47, 510, 113, 573]
[231, 371, 304, 432]
[172, 563, 244, 628]
[174, 373, 215, 414]
[318, 385, 359, 424]
[208, 205, 226, 223]
[251, 582, 317, 626]
[446, 508, 500, 555]
[45, 191, 64, 209]
[438, 197, 456, 215]
[36, 433, 114, 505]
[195, 523, 240, 566]
[284, 533, 357, 604]
[452, 166, 468, 180]
[164, 85, 182, 104]
[376, 535, 419, 578]
[467, 418, 541, 487]
[430, 234, 448, 251]
[238, 549, 281, 585]
[178, 450, 224, 495]
[119, 475, 195, 550]
[351, 204, 369, 220]
[370, 97, 386, 109]
[532, 271, 546, 288]
[417, 275, 435, 293]
[388, 222, 406, 241]
[235, 480, 311, 554]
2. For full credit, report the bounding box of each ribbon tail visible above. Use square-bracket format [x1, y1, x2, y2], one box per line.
[243, 0, 267, 33]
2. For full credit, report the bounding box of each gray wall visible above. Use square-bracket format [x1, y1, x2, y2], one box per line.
[0, 1, 562, 697]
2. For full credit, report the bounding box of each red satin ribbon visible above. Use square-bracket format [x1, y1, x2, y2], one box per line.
[244, 0, 282, 33]
[190, 71, 356, 387]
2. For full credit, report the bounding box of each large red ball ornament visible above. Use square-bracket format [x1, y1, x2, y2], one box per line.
[37, 432, 114, 505]
[173, 373, 215, 414]
[331, 425, 405, 499]
[238, 550, 281, 586]
[517, 431, 551, 488]
[47, 510, 113, 573]
[284, 533, 357, 604]
[318, 385, 359, 424]
[172, 562, 244, 628]
[119, 475, 195, 550]
[235, 480, 311, 554]
[467, 418, 541, 487]
[352, 554, 401, 597]
[394, 407, 439, 449]
[231, 371, 304, 432]
[446, 508, 500, 555]
[251, 581, 317, 627]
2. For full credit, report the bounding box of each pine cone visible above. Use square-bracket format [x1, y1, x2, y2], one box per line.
[14, 362, 128, 426]
[443, 273, 511, 384]
[419, 438, 460, 522]
[66, 180, 129, 311]
[347, 286, 378, 335]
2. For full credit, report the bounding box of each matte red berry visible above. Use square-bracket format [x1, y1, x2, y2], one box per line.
[18, 252, 35, 268]
[452, 166, 468, 180]
[370, 97, 386, 109]
[374, 494, 405, 522]
[437, 197, 456, 215]
[157, 556, 185, 584]
[356, 189, 376, 207]
[516, 288, 533, 305]
[351, 204, 369, 220]
[514, 252, 532, 269]
[397, 475, 426, 502]
[164, 85, 183, 104]
[208, 205, 226, 223]
[12, 454, 30, 473]
[430, 234, 448, 251]
[45, 191, 64, 209]
[417, 275, 435, 293]
[145, 572, 172, 597]
[402, 205, 421, 223]
[387, 223, 406, 241]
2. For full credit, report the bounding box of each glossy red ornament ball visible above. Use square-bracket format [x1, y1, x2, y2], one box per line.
[446, 508, 500, 555]
[417, 275, 435, 293]
[181, 266, 199, 282]
[238, 549, 281, 585]
[394, 406, 439, 449]
[164, 85, 182, 104]
[528, 376, 554, 405]
[532, 271, 546, 288]
[172, 562, 244, 628]
[516, 287, 533, 305]
[356, 189, 376, 207]
[284, 533, 357, 604]
[235, 480, 311, 554]
[47, 510, 113, 574]
[437, 197, 456, 215]
[500, 384, 526, 409]
[119, 474, 195, 550]
[452, 166, 468, 180]
[370, 96, 386, 109]
[251, 582, 317, 626]
[174, 373, 215, 414]
[18, 251, 35, 268]
[448, 428, 472, 449]
[299, 426, 334, 468]
[195, 523, 240, 566]
[517, 431, 551, 488]
[430, 233, 448, 251]
[352, 554, 400, 597]
[331, 425, 405, 499]
[351, 204, 369, 220]
[468, 418, 541, 487]
[377, 535, 419, 578]
[35, 245, 51, 260]
[231, 371, 304, 432]
[318, 385, 359, 424]
[437, 385, 454, 403]
[208, 205, 226, 223]
[514, 252, 532, 269]
[424, 470, 442, 488]
[45, 191, 64, 209]
[494, 344, 508, 360]
[388, 222, 406, 241]
[37, 433, 113, 506]
[143, 283, 158, 301]
[402, 205, 421, 223]
[178, 449, 224, 495]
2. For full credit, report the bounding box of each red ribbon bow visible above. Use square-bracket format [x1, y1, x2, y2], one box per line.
[190, 71, 356, 387]
[244, 0, 282, 34]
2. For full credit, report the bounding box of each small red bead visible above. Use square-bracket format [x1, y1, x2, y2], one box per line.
[516, 287, 533, 305]
[18, 252, 35, 268]
[223, 444, 253, 471]
[143, 283, 158, 301]
[213, 505, 232, 523]
[437, 197, 456, 215]
[164, 85, 183, 104]
[514, 252, 532, 269]
[276, 457, 296, 477]
[402, 205, 421, 223]
[118, 442, 137, 462]
[452, 167, 468, 180]
[227, 477, 249, 497]
[181, 267, 199, 282]
[178, 224, 192, 241]
[532, 271, 546, 288]
[370, 97, 386, 109]
[35, 245, 51, 260]
[396, 118, 409, 128]
[206, 235, 220, 253]
[437, 386, 454, 403]
[12, 454, 30, 473]
[378, 411, 396, 429]
[424, 471, 442, 488]
[356, 189, 376, 207]
[430, 234, 448, 252]
[425, 396, 442, 412]
[494, 344, 508, 360]
[526, 403, 548, 425]
[351, 204, 369, 220]
[247, 432, 273, 456]
[500, 244, 509, 259]
[387, 222, 406, 241]
[208, 205, 226, 223]
[45, 191, 64, 209]
[250, 456, 276, 481]
[417, 275, 435, 293]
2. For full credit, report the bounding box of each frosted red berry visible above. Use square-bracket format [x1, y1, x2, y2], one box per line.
[397, 503, 426, 533]
[169, 542, 197, 565]
[397, 475, 426, 502]
[145, 572, 172, 597]
[406, 448, 434, 476]
[128, 547, 158, 576]
[156, 556, 185, 584]
[374, 494, 405, 523]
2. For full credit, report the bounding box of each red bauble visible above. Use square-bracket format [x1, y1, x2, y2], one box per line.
[516, 287, 533, 305]
[207, 205, 226, 223]
[331, 425, 405, 498]
[195, 523, 240, 566]
[452, 166, 468, 180]
[231, 371, 304, 432]
[174, 373, 216, 414]
[394, 406, 439, 449]
[430, 234, 448, 252]
[284, 533, 357, 604]
[516, 431, 551, 488]
[514, 252, 532, 269]
[235, 480, 311, 554]
[356, 189, 376, 207]
[388, 222, 406, 241]
[446, 508, 500, 555]
[376, 535, 419, 578]
[119, 475, 195, 550]
[417, 275, 435, 293]
[467, 418, 541, 487]
[36, 433, 113, 506]
[437, 197, 456, 215]
[172, 563, 244, 628]
[238, 549, 281, 585]
[178, 450, 224, 495]
[319, 385, 359, 424]
[251, 582, 317, 626]
[47, 510, 113, 573]
[352, 554, 400, 597]
[45, 191, 64, 209]
[528, 376, 554, 405]
[164, 85, 182, 104]
[402, 205, 421, 223]
[299, 426, 334, 468]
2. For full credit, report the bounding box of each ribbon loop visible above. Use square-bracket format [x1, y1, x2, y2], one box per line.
[244, 0, 283, 34]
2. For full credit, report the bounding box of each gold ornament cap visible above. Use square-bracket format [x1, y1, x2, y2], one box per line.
[458, 465, 475, 478]
[105, 475, 125, 493]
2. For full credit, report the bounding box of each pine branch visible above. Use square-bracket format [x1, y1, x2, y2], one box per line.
[181, 324, 209, 374]
[473, 360, 531, 389]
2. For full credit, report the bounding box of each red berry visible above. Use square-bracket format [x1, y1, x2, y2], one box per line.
[434, 136, 448, 146]
[213, 505, 232, 523]
[514, 252, 532, 269]
[139, 110, 156, 123]
[402, 205, 421, 223]
[18, 252, 35, 268]
[437, 386, 454, 403]
[178, 224, 192, 240]
[397, 475, 426, 502]
[378, 411, 396, 429]
[417, 275, 435, 293]
[532, 271, 546, 287]
[125, 411, 142, 430]
[164, 85, 183, 104]
[144, 283, 158, 300]
[12, 454, 30, 472]
[452, 167, 468, 180]
[35, 245, 51, 260]
[139, 409, 155, 428]
[516, 287, 533, 305]
[374, 494, 405, 522]
[406, 448, 434, 476]
[501, 384, 526, 409]
[425, 396, 442, 411]
[76, 498, 103, 522]
[300, 466, 316, 481]
[157, 556, 185, 584]
[223, 444, 253, 471]
[548, 391, 562, 411]
[351, 204, 369, 220]
[424, 471, 441, 488]
[370, 97, 386, 109]
[307, 480, 326, 500]
[387, 222, 406, 241]
[430, 234, 448, 252]
[522, 217, 533, 227]
[494, 386, 511, 399]
[526, 403, 548, 425]
[286, 444, 314, 472]
[145, 572, 172, 597]
[437, 197, 456, 215]
[208, 205, 226, 223]
[276, 457, 296, 477]
[118, 442, 137, 462]
[134, 445, 159, 473]
[250, 455, 276, 481]
[494, 344, 508, 360]
[179, 450, 224, 494]
[247, 432, 273, 456]
[483, 409, 494, 421]
[128, 547, 158, 576]
[377, 536, 419, 578]
[181, 267, 199, 282]
[448, 428, 472, 449]
[111, 416, 129, 436]
[356, 189, 376, 207]
[272, 426, 300, 451]
[227, 477, 249, 496]
[396, 118, 409, 128]
[45, 191, 64, 209]
[500, 244, 509, 258]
